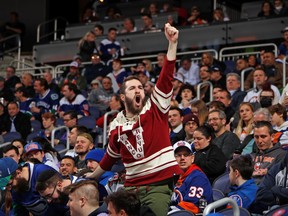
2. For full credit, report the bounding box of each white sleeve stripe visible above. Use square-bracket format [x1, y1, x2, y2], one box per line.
[154, 85, 173, 98]
[107, 145, 121, 158]
[151, 94, 171, 114]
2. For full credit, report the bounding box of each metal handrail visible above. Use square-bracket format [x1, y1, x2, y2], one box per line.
[196, 81, 213, 102]
[240, 67, 254, 91]
[219, 43, 278, 61]
[0, 142, 13, 149]
[203, 197, 240, 216]
[283, 56, 287, 89]
[51, 125, 70, 154]
[37, 17, 68, 43]
[0, 34, 21, 68]
[14, 65, 55, 77]
[103, 110, 119, 148]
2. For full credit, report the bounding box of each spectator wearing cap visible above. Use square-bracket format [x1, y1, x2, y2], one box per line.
[24, 141, 59, 171]
[0, 157, 18, 191]
[169, 107, 186, 145]
[59, 61, 87, 91]
[107, 58, 130, 93]
[208, 109, 240, 160]
[90, 78, 102, 91]
[0, 75, 14, 103]
[172, 73, 184, 103]
[209, 65, 226, 89]
[178, 84, 196, 115]
[1, 101, 31, 140]
[168, 140, 212, 215]
[10, 158, 54, 215]
[88, 76, 114, 114]
[278, 26, 288, 60]
[85, 149, 114, 186]
[83, 53, 109, 85]
[74, 133, 95, 170]
[177, 56, 200, 86]
[183, 113, 199, 144]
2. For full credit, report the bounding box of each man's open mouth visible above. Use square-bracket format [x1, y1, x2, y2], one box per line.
[135, 95, 141, 104]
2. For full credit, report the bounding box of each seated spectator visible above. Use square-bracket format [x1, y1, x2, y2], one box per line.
[59, 61, 87, 91]
[269, 103, 288, 149]
[80, 7, 99, 23]
[172, 73, 184, 103]
[208, 110, 241, 160]
[24, 140, 59, 171]
[259, 82, 279, 108]
[228, 155, 258, 209]
[258, 0, 276, 17]
[21, 72, 35, 98]
[209, 65, 226, 90]
[59, 155, 77, 177]
[197, 65, 211, 103]
[58, 83, 90, 118]
[177, 56, 200, 86]
[248, 54, 260, 68]
[144, 81, 155, 98]
[11, 139, 25, 161]
[187, 6, 208, 26]
[120, 17, 137, 34]
[83, 53, 109, 85]
[3, 144, 21, 164]
[88, 76, 114, 114]
[106, 58, 130, 93]
[74, 133, 94, 170]
[1, 101, 31, 140]
[106, 189, 141, 216]
[132, 62, 150, 85]
[215, 89, 235, 123]
[141, 2, 159, 17]
[4, 66, 20, 91]
[190, 100, 208, 126]
[212, 7, 229, 23]
[85, 149, 114, 187]
[234, 102, 254, 143]
[93, 24, 104, 36]
[249, 151, 288, 214]
[140, 13, 158, 31]
[99, 27, 121, 63]
[251, 121, 286, 185]
[168, 140, 212, 215]
[67, 180, 108, 216]
[273, 0, 288, 16]
[0, 76, 14, 103]
[78, 30, 97, 62]
[201, 52, 226, 74]
[31, 78, 59, 121]
[43, 70, 60, 95]
[193, 125, 227, 183]
[14, 86, 33, 118]
[96, 93, 124, 128]
[168, 107, 186, 145]
[183, 113, 199, 144]
[278, 26, 288, 60]
[178, 84, 196, 114]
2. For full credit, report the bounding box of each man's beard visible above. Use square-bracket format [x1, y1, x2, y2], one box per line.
[52, 189, 69, 204]
[12, 177, 29, 193]
[125, 96, 146, 116]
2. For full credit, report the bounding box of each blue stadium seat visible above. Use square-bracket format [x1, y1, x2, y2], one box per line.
[3, 132, 22, 143]
[31, 119, 42, 132]
[78, 116, 96, 130]
[212, 172, 231, 196]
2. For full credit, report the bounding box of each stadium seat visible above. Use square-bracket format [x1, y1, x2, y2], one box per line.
[26, 130, 42, 142]
[212, 172, 231, 196]
[263, 204, 288, 216]
[3, 132, 22, 142]
[89, 106, 101, 120]
[31, 119, 42, 132]
[213, 189, 225, 202]
[218, 206, 251, 216]
[78, 116, 96, 130]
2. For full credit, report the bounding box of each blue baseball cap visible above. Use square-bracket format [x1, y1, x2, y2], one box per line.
[85, 149, 105, 163]
[24, 142, 42, 154]
[0, 157, 18, 190]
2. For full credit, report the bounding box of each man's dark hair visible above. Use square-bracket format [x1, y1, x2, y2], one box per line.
[106, 189, 141, 216]
[169, 106, 184, 117]
[269, 103, 287, 121]
[229, 155, 254, 180]
[3, 145, 19, 155]
[254, 121, 274, 135]
[120, 76, 141, 94]
[94, 24, 104, 33]
[63, 110, 78, 120]
[218, 89, 232, 100]
[62, 83, 80, 95]
[35, 169, 61, 192]
[108, 27, 117, 33]
[14, 86, 30, 97]
[70, 125, 89, 134]
[60, 155, 76, 165]
[35, 78, 49, 90]
[208, 101, 226, 111]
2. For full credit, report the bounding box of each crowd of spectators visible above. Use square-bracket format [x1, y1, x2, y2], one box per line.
[1, 1, 288, 216]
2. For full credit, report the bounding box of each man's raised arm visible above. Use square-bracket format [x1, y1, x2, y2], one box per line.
[165, 23, 178, 61]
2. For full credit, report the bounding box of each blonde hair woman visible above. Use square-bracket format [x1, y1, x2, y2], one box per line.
[78, 31, 97, 62]
[234, 102, 254, 143]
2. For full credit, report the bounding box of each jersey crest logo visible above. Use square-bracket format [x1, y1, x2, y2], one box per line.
[119, 126, 144, 159]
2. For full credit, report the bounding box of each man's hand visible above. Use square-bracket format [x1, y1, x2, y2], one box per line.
[164, 23, 178, 43]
